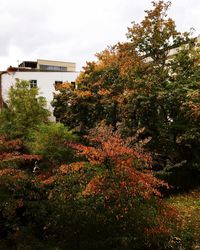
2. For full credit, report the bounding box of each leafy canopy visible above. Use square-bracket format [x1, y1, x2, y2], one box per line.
[0, 79, 50, 139]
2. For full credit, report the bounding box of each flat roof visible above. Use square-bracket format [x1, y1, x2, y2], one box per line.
[4, 66, 79, 73]
[37, 59, 75, 64]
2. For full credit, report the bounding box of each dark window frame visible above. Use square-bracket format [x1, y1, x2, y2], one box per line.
[30, 80, 37, 88]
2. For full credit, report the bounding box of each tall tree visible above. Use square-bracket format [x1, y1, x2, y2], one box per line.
[120, 1, 199, 157]
[117, 1, 200, 185]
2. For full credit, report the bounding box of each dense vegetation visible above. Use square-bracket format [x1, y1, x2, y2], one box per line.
[53, 1, 200, 190]
[0, 1, 199, 249]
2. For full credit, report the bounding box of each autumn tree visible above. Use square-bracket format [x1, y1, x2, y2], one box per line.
[120, 1, 200, 180]
[52, 1, 193, 138]
[52, 49, 123, 134]
[52, 1, 200, 187]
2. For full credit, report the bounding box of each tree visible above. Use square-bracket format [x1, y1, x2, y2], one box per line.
[52, 49, 123, 134]
[27, 123, 77, 166]
[118, 1, 200, 187]
[121, 1, 199, 162]
[0, 80, 50, 139]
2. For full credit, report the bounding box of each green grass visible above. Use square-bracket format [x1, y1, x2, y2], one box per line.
[167, 189, 200, 250]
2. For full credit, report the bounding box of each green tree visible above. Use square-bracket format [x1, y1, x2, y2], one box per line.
[27, 123, 77, 165]
[117, 1, 200, 187]
[0, 80, 50, 139]
[120, 1, 200, 164]
[120, 1, 190, 136]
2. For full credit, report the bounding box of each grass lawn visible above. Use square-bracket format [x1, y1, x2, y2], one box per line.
[167, 188, 200, 250]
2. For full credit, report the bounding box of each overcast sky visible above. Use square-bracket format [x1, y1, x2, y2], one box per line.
[0, 0, 199, 71]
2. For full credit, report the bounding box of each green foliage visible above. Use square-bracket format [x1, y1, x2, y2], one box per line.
[45, 171, 175, 250]
[0, 79, 50, 139]
[27, 123, 77, 165]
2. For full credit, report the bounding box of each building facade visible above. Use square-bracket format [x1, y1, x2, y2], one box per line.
[0, 59, 79, 113]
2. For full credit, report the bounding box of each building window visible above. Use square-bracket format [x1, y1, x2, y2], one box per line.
[39, 65, 67, 71]
[30, 80, 37, 88]
[71, 82, 75, 89]
[54, 81, 63, 90]
[55, 81, 63, 86]
[55, 81, 63, 85]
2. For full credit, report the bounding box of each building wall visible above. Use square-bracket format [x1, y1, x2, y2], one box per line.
[1, 71, 79, 113]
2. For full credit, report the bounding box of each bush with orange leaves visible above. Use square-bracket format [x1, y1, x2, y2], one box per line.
[0, 127, 186, 249]
[0, 136, 50, 249]
[72, 123, 168, 198]
[0, 136, 41, 169]
[45, 123, 182, 249]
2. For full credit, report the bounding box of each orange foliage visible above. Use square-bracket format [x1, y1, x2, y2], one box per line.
[181, 91, 200, 120]
[97, 89, 111, 96]
[1, 153, 41, 162]
[56, 82, 71, 90]
[59, 162, 86, 174]
[73, 124, 151, 167]
[0, 137, 22, 151]
[0, 168, 27, 180]
[0, 137, 42, 163]
[71, 124, 168, 199]
[76, 90, 93, 98]
[40, 176, 56, 185]
[145, 201, 179, 237]
[0, 137, 41, 183]
[82, 175, 105, 196]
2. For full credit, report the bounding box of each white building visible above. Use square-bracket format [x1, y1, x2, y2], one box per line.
[1, 35, 199, 112]
[0, 59, 79, 113]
